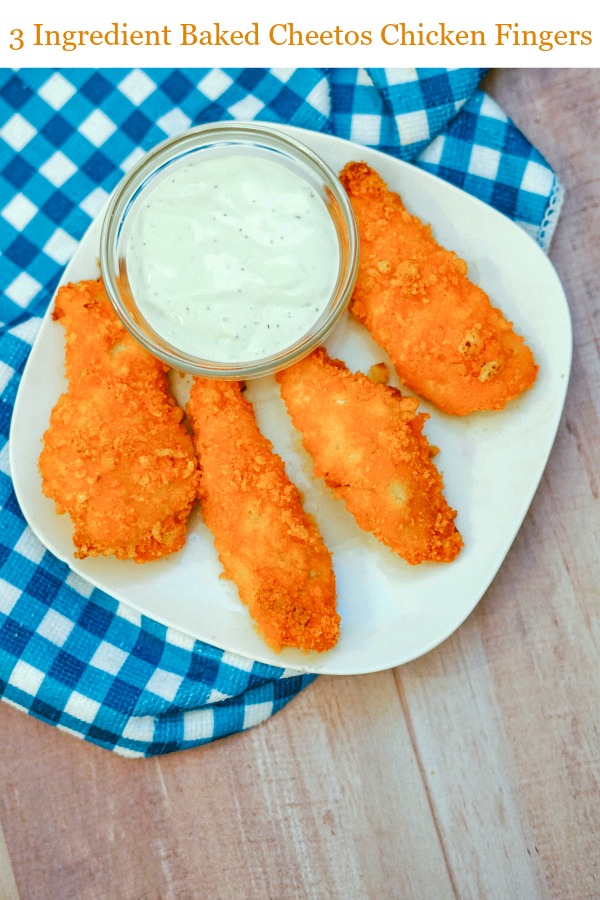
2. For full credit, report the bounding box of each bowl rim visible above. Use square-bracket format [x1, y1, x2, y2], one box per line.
[99, 120, 359, 378]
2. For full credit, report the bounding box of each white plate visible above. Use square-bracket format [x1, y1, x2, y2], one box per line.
[9, 126, 572, 675]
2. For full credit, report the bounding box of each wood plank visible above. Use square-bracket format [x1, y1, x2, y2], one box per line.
[0, 817, 19, 900]
[463, 68, 600, 899]
[396, 617, 549, 899]
[0, 678, 456, 900]
[156, 674, 456, 899]
[0, 703, 182, 900]
[478, 515, 600, 900]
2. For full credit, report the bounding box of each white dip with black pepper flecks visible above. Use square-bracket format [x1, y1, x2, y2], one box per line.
[126, 153, 340, 362]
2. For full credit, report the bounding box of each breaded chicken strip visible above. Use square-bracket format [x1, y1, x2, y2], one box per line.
[187, 379, 339, 653]
[277, 348, 462, 565]
[39, 280, 200, 562]
[340, 162, 538, 416]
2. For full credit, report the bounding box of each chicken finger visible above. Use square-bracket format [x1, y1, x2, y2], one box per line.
[277, 348, 462, 565]
[39, 279, 200, 562]
[187, 378, 339, 652]
[340, 161, 538, 416]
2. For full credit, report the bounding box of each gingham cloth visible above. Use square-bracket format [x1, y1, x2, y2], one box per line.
[0, 68, 563, 757]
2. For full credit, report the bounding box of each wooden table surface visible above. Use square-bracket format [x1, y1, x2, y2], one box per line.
[1, 68, 598, 900]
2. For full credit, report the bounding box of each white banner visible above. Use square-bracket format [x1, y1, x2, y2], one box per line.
[1, 0, 598, 67]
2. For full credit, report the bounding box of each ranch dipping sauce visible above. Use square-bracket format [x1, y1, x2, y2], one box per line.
[126, 153, 340, 363]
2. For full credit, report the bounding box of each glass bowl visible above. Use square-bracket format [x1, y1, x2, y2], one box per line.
[99, 121, 359, 379]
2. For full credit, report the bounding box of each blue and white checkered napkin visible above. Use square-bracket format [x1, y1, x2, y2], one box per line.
[0, 68, 563, 757]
